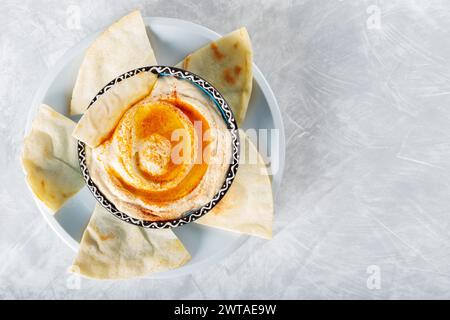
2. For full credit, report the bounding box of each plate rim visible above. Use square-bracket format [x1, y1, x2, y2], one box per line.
[25, 16, 286, 279]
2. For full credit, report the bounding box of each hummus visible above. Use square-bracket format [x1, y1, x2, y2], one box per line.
[86, 76, 232, 221]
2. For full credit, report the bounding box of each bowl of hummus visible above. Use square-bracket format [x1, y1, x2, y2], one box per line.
[78, 66, 240, 228]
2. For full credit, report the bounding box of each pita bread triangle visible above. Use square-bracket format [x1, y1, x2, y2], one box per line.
[71, 204, 191, 279]
[72, 71, 157, 148]
[195, 131, 274, 239]
[176, 27, 253, 125]
[22, 104, 85, 213]
[70, 10, 157, 115]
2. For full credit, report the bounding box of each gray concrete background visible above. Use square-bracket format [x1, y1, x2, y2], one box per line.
[1, 0, 450, 299]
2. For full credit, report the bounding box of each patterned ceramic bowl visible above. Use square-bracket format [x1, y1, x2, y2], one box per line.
[78, 66, 240, 229]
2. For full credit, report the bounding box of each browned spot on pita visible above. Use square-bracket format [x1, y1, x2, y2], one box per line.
[210, 43, 224, 60]
[209, 195, 228, 216]
[223, 68, 236, 85]
[93, 225, 115, 241]
[99, 233, 115, 241]
[233, 42, 239, 49]
[234, 65, 242, 76]
[183, 55, 191, 69]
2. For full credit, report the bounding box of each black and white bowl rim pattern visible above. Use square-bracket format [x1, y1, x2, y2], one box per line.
[78, 66, 240, 229]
